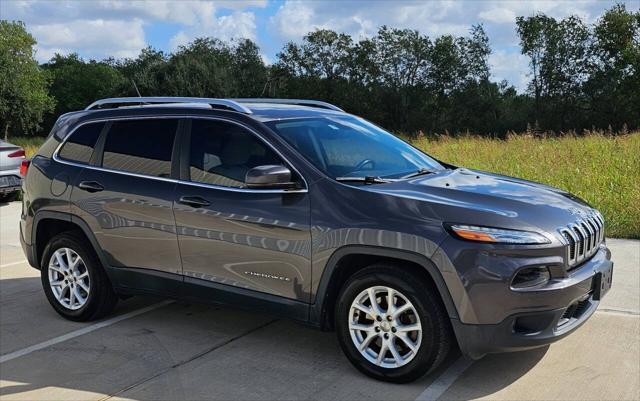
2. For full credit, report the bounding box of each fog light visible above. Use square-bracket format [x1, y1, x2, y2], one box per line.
[511, 266, 550, 289]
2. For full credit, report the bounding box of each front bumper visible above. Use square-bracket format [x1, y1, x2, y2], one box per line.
[450, 246, 613, 359]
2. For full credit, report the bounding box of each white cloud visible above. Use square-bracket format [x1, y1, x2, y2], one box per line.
[479, 8, 517, 24]
[169, 31, 191, 51]
[3, 1, 267, 26]
[270, 1, 470, 41]
[489, 49, 530, 91]
[169, 10, 257, 51]
[30, 19, 146, 61]
[3, 0, 265, 61]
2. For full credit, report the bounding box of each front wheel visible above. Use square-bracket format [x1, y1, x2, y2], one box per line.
[336, 264, 452, 383]
[0, 191, 18, 203]
[41, 232, 118, 321]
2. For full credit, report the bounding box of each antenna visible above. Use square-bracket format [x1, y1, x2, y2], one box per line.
[131, 79, 142, 98]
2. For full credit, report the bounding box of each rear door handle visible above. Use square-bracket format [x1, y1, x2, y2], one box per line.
[78, 181, 104, 193]
[178, 196, 211, 208]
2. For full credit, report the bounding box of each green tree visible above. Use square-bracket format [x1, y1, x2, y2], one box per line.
[42, 53, 126, 124]
[517, 14, 591, 130]
[116, 47, 167, 96]
[369, 26, 431, 130]
[231, 39, 268, 96]
[276, 29, 354, 103]
[161, 38, 236, 97]
[585, 4, 640, 129]
[0, 20, 54, 140]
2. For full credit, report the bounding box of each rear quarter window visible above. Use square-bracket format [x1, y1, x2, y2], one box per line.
[58, 122, 105, 164]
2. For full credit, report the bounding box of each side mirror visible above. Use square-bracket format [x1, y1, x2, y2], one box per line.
[245, 165, 299, 189]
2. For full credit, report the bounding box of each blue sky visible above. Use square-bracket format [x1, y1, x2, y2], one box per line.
[2, 0, 636, 91]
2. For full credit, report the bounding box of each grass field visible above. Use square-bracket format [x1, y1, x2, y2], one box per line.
[10, 132, 640, 238]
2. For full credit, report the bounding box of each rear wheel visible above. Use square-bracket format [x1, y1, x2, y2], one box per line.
[336, 264, 451, 383]
[41, 232, 118, 321]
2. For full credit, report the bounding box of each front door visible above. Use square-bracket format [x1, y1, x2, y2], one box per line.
[173, 118, 312, 301]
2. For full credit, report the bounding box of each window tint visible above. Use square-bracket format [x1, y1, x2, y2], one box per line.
[102, 119, 178, 177]
[266, 116, 443, 179]
[189, 119, 282, 188]
[58, 122, 105, 164]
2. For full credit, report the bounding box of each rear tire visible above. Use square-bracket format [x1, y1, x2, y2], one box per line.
[335, 263, 451, 383]
[41, 232, 118, 321]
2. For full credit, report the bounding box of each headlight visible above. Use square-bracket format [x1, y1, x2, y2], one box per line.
[448, 224, 550, 244]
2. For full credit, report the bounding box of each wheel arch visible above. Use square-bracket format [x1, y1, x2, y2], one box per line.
[32, 211, 110, 273]
[310, 245, 459, 331]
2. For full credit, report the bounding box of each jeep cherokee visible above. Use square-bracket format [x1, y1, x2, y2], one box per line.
[19, 97, 613, 382]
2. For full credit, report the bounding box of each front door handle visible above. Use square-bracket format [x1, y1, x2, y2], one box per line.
[178, 195, 211, 208]
[78, 181, 104, 193]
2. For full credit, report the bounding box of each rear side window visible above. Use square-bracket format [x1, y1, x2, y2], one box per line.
[102, 119, 178, 178]
[58, 122, 105, 164]
[188, 119, 282, 188]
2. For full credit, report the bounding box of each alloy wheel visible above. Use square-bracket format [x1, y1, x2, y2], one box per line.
[48, 247, 90, 310]
[348, 286, 422, 368]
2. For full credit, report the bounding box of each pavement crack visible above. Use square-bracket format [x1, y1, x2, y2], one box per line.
[98, 318, 279, 401]
[596, 308, 639, 316]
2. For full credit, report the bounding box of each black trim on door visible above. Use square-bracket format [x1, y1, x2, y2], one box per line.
[89, 121, 110, 167]
[171, 119, 187, 180]
[179, 118, 192, 181]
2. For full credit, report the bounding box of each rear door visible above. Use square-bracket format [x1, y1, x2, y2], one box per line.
[69, 118, 183, 277]
[173, 118, 312, 301]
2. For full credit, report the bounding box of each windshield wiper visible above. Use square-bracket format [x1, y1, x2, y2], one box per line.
[335, 176, 392, 184]
[401, 167, 439, 179]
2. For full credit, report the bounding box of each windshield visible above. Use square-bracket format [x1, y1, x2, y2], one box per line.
[266, 116, 444, 179]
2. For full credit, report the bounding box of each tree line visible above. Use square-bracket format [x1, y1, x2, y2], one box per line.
[1, 4, 638, 140]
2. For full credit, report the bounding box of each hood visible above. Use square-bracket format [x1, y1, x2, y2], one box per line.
[369, 168, 597, 235]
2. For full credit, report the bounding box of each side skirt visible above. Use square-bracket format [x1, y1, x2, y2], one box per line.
[111, 266, 311, 325]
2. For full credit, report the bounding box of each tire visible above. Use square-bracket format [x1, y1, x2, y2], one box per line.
[40, 232, 118, 321]
[0, 191, 18, 203]
[335, 263, 452, 383]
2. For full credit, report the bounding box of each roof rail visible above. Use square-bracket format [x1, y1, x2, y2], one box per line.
[232, 98, 344, 112]
[118, 102, 213, 110]
[85, 97, 253, 114]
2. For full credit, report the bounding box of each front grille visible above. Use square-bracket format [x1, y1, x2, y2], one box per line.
[559, 212, 604, 270]
[557, 295, 592, 328]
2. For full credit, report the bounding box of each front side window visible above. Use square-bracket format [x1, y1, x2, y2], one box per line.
[266, 116, 443, 179]
[188, 119, 282, 188]
[58, 122, 105, 164]
[102, 119, 178, 178]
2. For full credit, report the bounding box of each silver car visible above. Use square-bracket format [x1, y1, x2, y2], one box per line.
[0, 139, 25, 202]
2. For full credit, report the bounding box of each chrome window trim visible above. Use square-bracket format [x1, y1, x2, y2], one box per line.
[52, 115, 309, 194]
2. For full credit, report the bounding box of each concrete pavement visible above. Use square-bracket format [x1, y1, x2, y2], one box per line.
[1, 201, 638, 400]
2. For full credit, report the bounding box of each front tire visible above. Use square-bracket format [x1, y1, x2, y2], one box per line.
[41, 232, 118, 321]
[0, 192, 18, 203]
[336, 264, 452, 383]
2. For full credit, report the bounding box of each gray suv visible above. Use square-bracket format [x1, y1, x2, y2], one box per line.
[20, 97, 613, 382]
